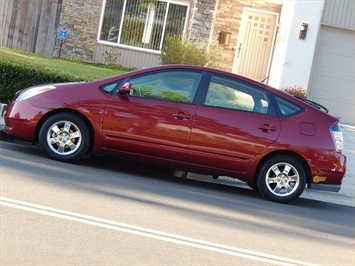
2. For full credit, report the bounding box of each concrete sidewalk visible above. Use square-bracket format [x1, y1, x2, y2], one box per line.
[0, 114, 354, 206]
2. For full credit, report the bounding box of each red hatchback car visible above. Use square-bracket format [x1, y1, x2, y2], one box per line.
[3, 65, 346, 203]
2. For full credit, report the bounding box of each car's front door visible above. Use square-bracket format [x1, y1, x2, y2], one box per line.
[102, 69, 203, 162]
[189, 74, 281, 173]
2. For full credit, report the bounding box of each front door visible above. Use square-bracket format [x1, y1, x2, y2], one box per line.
[102, 69, 203, 162]
[232, 8, 279, 82]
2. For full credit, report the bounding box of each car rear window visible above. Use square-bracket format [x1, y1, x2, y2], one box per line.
[205, 75, 270, 114]
[274, 96, 304, 117]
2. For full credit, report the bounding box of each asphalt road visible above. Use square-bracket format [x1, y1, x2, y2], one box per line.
[1, 141, 354, 265]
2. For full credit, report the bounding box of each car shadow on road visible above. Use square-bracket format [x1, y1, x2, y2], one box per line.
[1, 141, 354, 247]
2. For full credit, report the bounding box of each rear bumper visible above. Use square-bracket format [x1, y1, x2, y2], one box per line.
[309, 151, 346, 188]
[308, 183, 341, 192]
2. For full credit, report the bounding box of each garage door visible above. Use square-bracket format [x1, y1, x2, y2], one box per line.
[309, 26, 355, 125]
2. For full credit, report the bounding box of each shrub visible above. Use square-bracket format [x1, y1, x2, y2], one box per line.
[281, 85, 308, 99]
[161, 35, 210, 67]
[0, 59, 87, 102]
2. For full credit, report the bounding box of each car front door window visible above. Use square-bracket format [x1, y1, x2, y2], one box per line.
[129, 71, 202, 103]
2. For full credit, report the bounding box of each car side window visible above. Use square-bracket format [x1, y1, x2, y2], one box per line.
[274, 96, 303, 117]
[128, 70, 203, 103]
[101, 81, 121, 93]
[205, 75, 269, 114]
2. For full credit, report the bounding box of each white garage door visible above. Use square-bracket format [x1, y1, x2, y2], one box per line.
[309, 26, 355, 125]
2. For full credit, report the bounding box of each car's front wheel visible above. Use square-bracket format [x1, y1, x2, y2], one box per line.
[39, 113, 91, 162]
[257, 155, 306, 203]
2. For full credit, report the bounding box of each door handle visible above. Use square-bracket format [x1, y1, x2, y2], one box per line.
[173, 112, 192, 120]
[258, 124, 276, 132]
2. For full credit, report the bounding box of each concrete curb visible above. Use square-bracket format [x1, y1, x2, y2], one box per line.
[341, 123, 355, 130]
[186, 174, 355, 207]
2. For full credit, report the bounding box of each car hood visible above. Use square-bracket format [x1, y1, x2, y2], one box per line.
[14, 82, 84, 102]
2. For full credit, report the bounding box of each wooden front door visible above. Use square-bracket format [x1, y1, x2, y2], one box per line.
[232, 8, 279, 82]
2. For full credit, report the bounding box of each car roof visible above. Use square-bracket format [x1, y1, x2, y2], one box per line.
[100, 64, 272, 89]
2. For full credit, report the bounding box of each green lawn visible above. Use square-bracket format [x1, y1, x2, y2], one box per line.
[0, 46, 132, 80]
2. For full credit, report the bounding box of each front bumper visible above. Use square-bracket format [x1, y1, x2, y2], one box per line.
[0, 103, 6, 117]
[3, 100, 46, 141]
[0, 103, 7, 131]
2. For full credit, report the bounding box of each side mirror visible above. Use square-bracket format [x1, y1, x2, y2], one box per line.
[118, 82, 131, 94]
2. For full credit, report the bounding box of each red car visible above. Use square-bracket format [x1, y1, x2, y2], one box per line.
[2, 65, 346, 203]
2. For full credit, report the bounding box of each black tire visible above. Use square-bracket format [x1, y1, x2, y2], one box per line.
[246, 182, 259, 191]
[257, 155, 306, 203]
[38, 112, 91, 162]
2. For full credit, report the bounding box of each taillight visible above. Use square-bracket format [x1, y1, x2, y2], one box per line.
[330, 123, 344, 153]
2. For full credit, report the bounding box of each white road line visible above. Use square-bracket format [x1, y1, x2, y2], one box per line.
[1, 197, 317, 266]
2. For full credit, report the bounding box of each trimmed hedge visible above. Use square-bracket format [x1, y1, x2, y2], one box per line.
[0, 59, 87, 102]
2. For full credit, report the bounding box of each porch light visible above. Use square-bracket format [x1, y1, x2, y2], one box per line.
[219, 31, 231, 45]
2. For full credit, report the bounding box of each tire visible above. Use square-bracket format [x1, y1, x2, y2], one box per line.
[257, 155, 306, 203]
[38, 112, 91, 162]
[246, 182, 259, 191]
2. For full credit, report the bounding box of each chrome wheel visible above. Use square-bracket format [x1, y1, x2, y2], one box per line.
[47, 120, 82, 156]
[265, 162, 300, 197]
[257, 155, 306, 203]
[39, 113, 91, 162]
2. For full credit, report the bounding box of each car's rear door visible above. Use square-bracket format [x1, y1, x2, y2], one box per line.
[102, 69, 203, 162]
[189, 74, 281, 173]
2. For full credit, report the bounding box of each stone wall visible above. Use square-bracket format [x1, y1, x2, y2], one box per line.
[55, 0, 102, 62]
[55, 0, 282, 70]
[57, 0, 218, 66]
[188, 0, 217, 44]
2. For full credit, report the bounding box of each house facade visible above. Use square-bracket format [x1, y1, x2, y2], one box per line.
[1, 0, 354, 125]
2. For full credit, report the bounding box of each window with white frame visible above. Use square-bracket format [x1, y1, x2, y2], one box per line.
[99, 0, 189, 52]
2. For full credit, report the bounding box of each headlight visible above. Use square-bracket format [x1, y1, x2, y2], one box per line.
[15, 85, 56, 102]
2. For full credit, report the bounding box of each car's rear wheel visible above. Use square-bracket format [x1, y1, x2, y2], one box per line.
[39, 113, 90, 162]
[257, 155, 306, 203]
